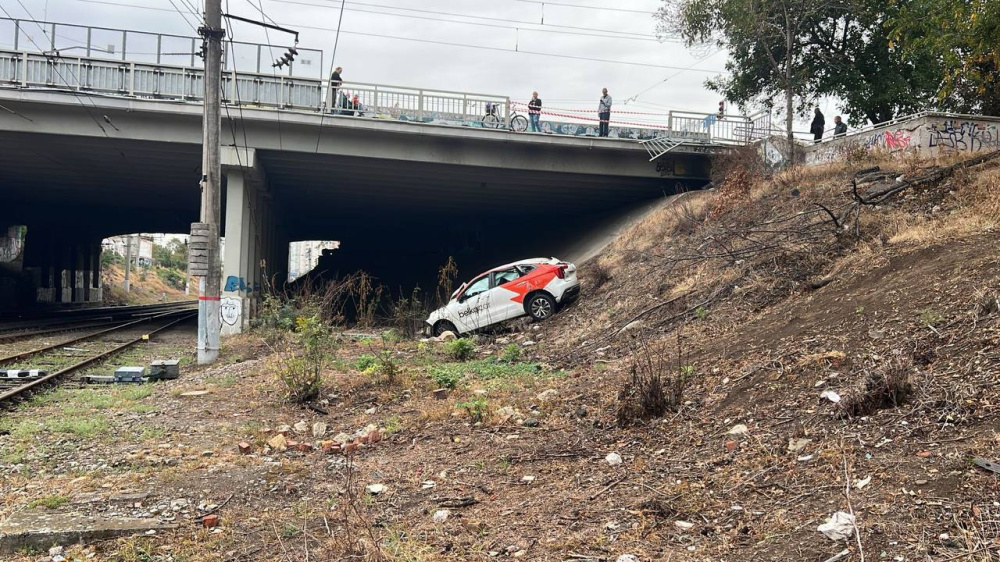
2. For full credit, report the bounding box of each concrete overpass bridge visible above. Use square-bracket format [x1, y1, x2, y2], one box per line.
[0, 18, 766, 327]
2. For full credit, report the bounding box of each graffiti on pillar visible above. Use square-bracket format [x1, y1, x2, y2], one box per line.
[220, 296, 242, 326]
[0, 227, 25, 263]
[224, 275, 254, 293]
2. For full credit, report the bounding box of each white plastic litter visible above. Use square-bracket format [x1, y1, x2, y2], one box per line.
[817, 511, 856, 541]
[820, 390, 842, 403]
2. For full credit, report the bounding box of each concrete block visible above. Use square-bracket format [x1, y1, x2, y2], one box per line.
[0, 509, 177, 554]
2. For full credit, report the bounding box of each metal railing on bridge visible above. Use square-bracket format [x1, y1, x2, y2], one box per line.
[0, 16, 772, 147]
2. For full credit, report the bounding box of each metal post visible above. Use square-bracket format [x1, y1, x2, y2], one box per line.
[50, 23, 55, 51]
[121, 31, 127, 61]
[197, 0, 224, 364]
[86, 28, 91, 57]
[190, 38, 196, 67]
[13, 20, 18, 51]
[156, 35, 162, 64]
[418, 89, 424, 121]
[256, 44, 261, 74]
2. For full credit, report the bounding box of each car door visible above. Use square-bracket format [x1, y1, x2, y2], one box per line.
[488, 267, 525, 322]
[452, 274, 491, 332]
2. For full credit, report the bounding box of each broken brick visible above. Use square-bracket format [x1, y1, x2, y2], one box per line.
[237, 442, 252, 455]
[202, 514, 220, 528]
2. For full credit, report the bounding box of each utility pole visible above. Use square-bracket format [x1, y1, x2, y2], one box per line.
[123, 235, 132, 292]
[196, 0, 224, 364]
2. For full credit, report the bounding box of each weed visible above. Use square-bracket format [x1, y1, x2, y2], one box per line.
[436, 256, 459, 307]
[28, 495, 70, 509]
[355, 354, 378, 371]
[919, 308, 943, 327]
[351, 271, 383, 328]
[838, 357, 913, 418]
[446, 338, 476, 361]
[277, 315, 333, 402]
[616, 335, 690, 427]
[384, 415, 402, 435]
[49, 417, 109, 438]
[389, 287, 426, 339]
[281, 523, 301, 538]
[430, 368, 463, 390]
[364, 333, 402, 386]
[589, 261, 612, 290]
[856, 305, 865, 315]
[499, 343, 522, 363]
[694, 305, 709, 320]
[429, 358, 550, 388]
[456, 398, 489, 423]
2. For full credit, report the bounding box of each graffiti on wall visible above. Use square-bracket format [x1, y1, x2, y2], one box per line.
[806, 126, 919, 164]
[864, 129, 912, 151]
[391, 111, 679, 141]
[0, 227, 25, 263]
[220, 296, 242, 326]
[927, 120, 999, 152]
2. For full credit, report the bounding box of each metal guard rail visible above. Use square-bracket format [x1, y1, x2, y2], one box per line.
[0, 49, 511, 123]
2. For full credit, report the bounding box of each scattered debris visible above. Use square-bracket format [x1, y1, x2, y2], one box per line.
[266, 434, 288, 452]
[432, 509, 450, 523]
[787, 438, 811, 453]
[820, 390, 841, 403]
[179, 390, 210, 397]
[293, 421, 309, 434]
[817, 511, 856, 541]
[536, 389, 558, 401]
[973, 457, 1000, 474]
[854, 475, 872, 489]
[366, 484, 387, 495]
[727, 424, 749, 435]
[201, 514, 220, 528]
[605, 452, 623, 466]
[674, 520, 694, 531]
[311, 422, 327, 438]
[433, 388, 449, 400]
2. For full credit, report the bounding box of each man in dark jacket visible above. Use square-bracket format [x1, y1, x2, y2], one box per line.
[528, 91, 542, 132]
[330, 66, 343, 111]
[810, 107, 825, 143]
[834, 115, 847, 136]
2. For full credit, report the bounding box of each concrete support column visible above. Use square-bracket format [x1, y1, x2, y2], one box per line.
[221, 171, 254, 335]
[72, 244, 86, 303]
[58, 243, 73, 303]
[90, 242, 103, 303]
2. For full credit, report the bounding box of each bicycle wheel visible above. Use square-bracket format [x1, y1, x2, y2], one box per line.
[483, 113, 501, 128]
[511, 114, 528, 132]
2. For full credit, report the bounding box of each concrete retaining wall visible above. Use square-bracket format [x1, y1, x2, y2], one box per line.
[804, 113, 1000, 165]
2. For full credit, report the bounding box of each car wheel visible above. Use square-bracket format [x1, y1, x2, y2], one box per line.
[434, 320, 458, 337]
[527, 293, 556, 321]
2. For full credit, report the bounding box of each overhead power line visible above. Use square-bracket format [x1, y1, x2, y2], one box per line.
[506, 0, 655, 14]
[264, 0, 664, 42]
[62, 0, 715, 72]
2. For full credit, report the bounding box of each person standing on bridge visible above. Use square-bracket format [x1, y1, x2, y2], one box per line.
[528, 92, 542, 132]
[598, 88, 612, 137]
[330, 66, 343, 110]
[810, 107, 825, 143]
[834, 115, 847, 137]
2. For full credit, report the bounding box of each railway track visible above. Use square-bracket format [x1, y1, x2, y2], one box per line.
[0, 301, 195, 341]
[0, 309, 196, 405]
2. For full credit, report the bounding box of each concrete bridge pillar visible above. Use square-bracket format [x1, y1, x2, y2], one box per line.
[220, 146, 273, 335]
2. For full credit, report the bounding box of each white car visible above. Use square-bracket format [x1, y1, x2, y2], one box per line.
[426, 258, 580, 336]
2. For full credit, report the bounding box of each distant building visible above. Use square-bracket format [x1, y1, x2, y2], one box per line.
[288, 240, 339, 281]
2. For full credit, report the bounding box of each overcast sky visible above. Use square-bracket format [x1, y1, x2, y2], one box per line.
[4, 0, 738, 123]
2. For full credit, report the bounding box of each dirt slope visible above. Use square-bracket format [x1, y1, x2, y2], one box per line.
[2, 151, 999, 562]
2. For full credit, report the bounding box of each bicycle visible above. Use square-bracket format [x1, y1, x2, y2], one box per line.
[483, 102, 528, 132]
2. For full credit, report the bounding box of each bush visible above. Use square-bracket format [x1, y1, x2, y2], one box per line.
[389, 287, 426, 339]
[430, 368, 462, 390]
[156, 267, 185, 290]
[277, 315, 332, 402]
[456, 398, 489, 423]
[499, 343, 521, 363]
[446, 338, 476, 361]
[355, 354, 378, 371]
[616, 341, 690, 427]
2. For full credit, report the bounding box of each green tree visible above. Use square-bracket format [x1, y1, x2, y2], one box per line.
[892, 0, 1000, 115]
[152, 239, 188, 270]
[658, 0, 941, 136]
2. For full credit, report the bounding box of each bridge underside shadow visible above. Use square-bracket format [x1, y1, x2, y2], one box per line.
[0, 128, 709, 313]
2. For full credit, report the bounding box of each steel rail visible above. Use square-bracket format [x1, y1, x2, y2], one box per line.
[0, 308, 193, 367]
[0, 312, 196, 403]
